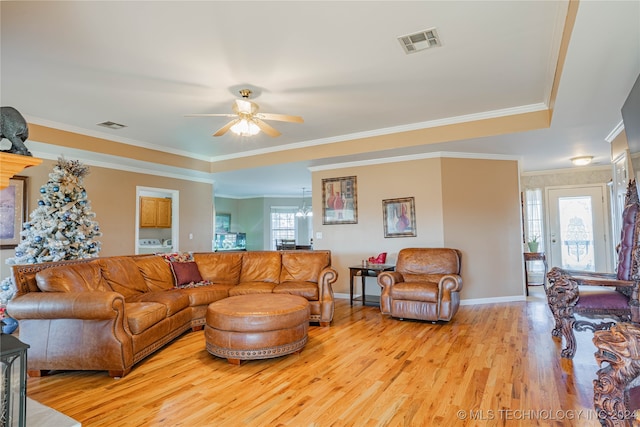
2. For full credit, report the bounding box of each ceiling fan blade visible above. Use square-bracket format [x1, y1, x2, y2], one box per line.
[256, 113, 304, 123]
[185, 113, 237, 118]
[213, 120, 238, 137]
[254, 119, 281, 137]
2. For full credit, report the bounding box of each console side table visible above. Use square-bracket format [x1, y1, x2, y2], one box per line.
[523, 252, 547, 296]
[349, 264, 395, 306]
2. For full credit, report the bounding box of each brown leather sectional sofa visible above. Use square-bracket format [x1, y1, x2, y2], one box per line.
[7, 250, 337, 378]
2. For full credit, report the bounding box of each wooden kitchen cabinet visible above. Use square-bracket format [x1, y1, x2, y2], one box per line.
[140, 197, 172, 228]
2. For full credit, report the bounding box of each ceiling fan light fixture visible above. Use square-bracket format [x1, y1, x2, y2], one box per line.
[231, 118, 260, 136]
[571, 156, 593, 166]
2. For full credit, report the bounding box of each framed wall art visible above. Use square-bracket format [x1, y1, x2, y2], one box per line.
[0, 176, 28, 249]
[383, 197, 417, 238]
[215, 213, 231, 233]
[322, 176, 357, 225]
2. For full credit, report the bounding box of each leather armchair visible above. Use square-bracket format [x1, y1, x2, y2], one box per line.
[377, 248, 462, 322]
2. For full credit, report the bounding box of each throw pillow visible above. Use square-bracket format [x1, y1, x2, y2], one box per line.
[161, 252, 194, 263]
[170, 261, 203, 286]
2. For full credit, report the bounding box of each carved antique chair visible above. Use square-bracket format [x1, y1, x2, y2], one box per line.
[546, 180, 640, 358]
[593, 322, 640, 427]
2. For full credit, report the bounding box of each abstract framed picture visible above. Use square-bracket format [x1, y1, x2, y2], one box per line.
[0, 176, 27, 249]
[322, 176, 357, 225]
[383, 197, 417, 238]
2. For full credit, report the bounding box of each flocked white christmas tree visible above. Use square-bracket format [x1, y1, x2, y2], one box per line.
[6, 157, 102, 265]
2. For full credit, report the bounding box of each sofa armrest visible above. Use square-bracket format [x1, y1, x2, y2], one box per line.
[318, 267, 338, 304]
[8, 291, 135, 377]
[316, 267, 338, 325]
[7, 291, 125, 320]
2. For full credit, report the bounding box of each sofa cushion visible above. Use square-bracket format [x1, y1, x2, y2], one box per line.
[134, 256, 174, 291]
[126, 290, 190, 317]
[99, 257, 148, 298]
[178, 284, 234, 306]
[273, 281, 319, 300]
[125, 302, 167, 335]
[169, 261, 203, 286]
[193, 252, 243, 284]
[280, 251, 330, 283]
[228, 282, 277, 296]
[36, 262, 109, 293]
[239, 251, 282, 284]
[390, 282, 439, 302]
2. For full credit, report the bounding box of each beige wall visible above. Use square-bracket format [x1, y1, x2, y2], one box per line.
[441, 158, 523, 299]
[1, 158, 213, 279]
[312, 156, 523, 300]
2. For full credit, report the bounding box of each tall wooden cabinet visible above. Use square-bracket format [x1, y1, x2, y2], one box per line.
[140, 196, 172, 228]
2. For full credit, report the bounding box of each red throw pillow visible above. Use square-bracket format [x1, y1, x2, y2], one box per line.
[170, 261, 203, 286]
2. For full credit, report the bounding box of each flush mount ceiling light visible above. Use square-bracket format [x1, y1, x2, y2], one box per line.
[571, 156, 593, 166]
[296, 187, 313, 218]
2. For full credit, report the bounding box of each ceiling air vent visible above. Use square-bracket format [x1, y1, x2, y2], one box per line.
[398, 28, 441, 54]
[97, 121, 127, 130]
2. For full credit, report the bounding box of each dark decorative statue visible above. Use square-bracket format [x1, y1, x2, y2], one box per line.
[0, 106, 31, 156]
[593, 322, 640, 427]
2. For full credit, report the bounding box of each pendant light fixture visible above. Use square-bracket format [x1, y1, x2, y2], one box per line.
[296, 188, 313, 218]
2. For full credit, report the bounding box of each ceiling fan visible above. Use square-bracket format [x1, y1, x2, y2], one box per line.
[186, 89, 303, 137]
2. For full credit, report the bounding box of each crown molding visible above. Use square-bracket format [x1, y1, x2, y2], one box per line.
[309, 151, 521, 172]
[209, 103, 548, 162]
[28, 141, 215, 185]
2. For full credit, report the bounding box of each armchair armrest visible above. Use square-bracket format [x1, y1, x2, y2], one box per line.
[439, 274, 463, 293]
[555, 268, 632, 286]
[377, 272, 404, 315]
[377, 271, 404, 288]
[7, 291, 125, 320]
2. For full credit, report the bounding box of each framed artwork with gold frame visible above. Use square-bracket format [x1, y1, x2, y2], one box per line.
[382, 197, 416, 238]
[322, 176, 357, 225]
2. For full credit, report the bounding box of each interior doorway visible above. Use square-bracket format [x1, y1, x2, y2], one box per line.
[546, 185, 611, 272]
[135, 187, 179, 254]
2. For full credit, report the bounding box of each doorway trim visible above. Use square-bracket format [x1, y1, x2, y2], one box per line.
[136, 186, 179, 254]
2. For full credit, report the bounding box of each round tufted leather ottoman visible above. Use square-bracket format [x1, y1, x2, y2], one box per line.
[205, 294, 310, 365]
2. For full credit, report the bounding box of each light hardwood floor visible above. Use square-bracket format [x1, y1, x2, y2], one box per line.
[26, 288, 604, 426]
